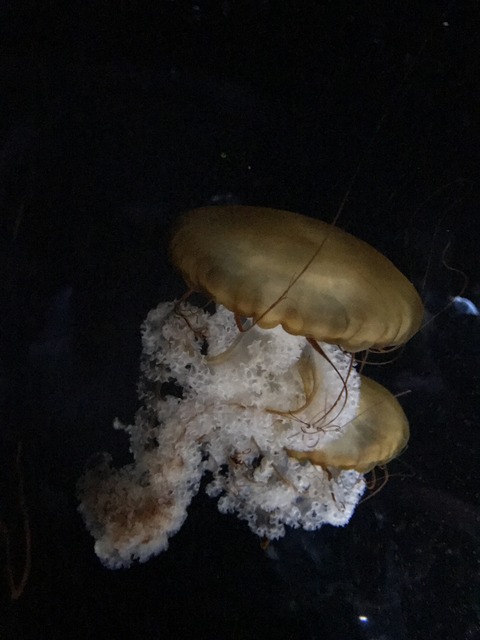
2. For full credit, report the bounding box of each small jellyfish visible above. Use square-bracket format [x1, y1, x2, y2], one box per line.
[287, 373, 410, 473]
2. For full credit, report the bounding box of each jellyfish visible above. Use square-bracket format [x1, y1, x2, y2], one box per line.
[170, 206, 424, 352]
[78, 206, 422, 568]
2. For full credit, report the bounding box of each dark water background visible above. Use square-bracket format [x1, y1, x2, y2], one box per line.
[1, 2, 479, 639]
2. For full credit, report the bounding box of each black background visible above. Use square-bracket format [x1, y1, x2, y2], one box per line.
[1, 2, 479, 639]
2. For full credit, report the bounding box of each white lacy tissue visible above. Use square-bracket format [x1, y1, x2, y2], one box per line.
[78, 302, 365, 568]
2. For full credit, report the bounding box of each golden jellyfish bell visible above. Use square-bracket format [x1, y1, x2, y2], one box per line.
[170, 206, 424, 352]
[287, 375, 410, 473]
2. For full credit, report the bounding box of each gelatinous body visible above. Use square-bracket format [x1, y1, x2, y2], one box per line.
[79, 206, 421, 568]
[171, 206, 424, 352]
[287, 375, 409, 473]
